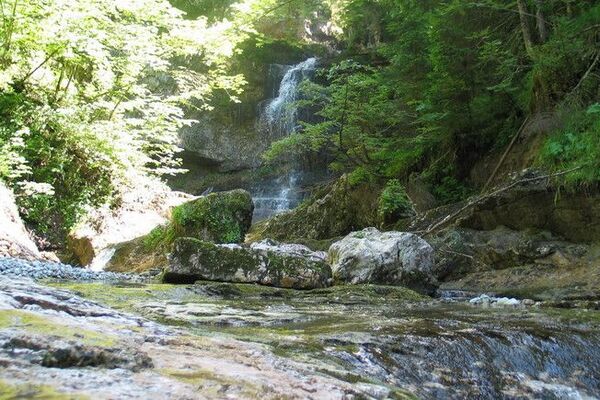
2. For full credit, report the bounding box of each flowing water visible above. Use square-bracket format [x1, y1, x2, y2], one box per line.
[252, 58, 318, 221]
[261, 57, 318, 138]
[57, 281, 600, 399]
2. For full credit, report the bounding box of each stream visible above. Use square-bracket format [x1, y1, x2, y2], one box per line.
[33, 280, 600, 400]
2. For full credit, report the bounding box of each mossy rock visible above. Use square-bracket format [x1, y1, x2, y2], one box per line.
[171, 189, 253, 244]
[248, 176, 381, 244]
[162, 238, 332, 290]
[106, 190, 253, 273]
[105, 235, 168, 273]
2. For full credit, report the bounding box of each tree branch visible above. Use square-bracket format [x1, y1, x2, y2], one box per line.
[422, 166, 583, 236]
[571, 51, 600, 94]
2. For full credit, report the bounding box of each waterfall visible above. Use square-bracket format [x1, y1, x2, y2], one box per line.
[253, 57, 317, 222]
[262, 57, 317, 137]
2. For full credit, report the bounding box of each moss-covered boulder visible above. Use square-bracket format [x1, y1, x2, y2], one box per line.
[105, 190, 253, 273]
[170, 189, 253, 244]
[162, 238, 332, 289]
[248, 176, 380, 244]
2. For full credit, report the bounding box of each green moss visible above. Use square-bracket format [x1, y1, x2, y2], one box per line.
[160, 368, 262, 397]
[171, 190, 252, 244]
[48, 282, 180, 311]
[142, 224, 176, 251]
[0, 380, 87, 400]
[0, 309, 117, 347]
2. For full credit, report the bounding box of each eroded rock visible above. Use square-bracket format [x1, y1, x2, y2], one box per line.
[328, 228, 436, 293]
[0, 277, 378, 399]
[163, 238, 332, 289]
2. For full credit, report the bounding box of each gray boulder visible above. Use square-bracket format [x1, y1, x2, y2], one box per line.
[328, 228, 436, 293]
[163, 238, 332, 289]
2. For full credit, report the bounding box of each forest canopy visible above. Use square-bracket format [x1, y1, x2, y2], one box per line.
[0, 0, 599, 238]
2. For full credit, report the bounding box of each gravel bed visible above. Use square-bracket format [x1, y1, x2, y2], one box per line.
[0, 257, 155, 282]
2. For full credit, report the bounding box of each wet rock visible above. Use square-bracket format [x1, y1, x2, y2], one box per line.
[0, 183, 42, 261]
[163, 238, 332, 289]
[2, 336, 153, 371]
[328, 228, 436, 294]
[469, 295, 521, 307]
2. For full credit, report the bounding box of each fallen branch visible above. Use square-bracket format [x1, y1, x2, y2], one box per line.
[482, 117, 529, 192]
[571, 51, 600, 94]
[439, 247, 474, 260]
[422, 166, 582, 237]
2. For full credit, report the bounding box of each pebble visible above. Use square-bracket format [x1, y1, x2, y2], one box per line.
[0, 257, 154, 283]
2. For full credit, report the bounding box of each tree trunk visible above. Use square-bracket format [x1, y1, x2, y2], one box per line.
[517, 0, 535, 56]
[535, 0, 548, 43]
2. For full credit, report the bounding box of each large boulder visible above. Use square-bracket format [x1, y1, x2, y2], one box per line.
[0, 183, 42, 260]
[163, 238, 332, 289]
[328, 228, 436, 294]
[169, 189, 253, 244]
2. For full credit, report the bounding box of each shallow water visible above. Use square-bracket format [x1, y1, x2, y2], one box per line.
[57, 281, 600, 399]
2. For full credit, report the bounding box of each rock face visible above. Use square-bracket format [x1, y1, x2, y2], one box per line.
[179, 117, 265, 172]
[249, 176, 381, 243]
[0, 183, 42, 260]
[429, 227, 592, 281]
[457, 170, 600, 243]
[328, 228, 436, 293]
[432, 226, 600, 301]
[67, 178, 192, 266]
[163, 238, 332, 289]
[0, 278, 371, 399]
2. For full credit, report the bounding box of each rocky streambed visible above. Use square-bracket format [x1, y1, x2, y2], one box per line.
[1, 264, 600, 399]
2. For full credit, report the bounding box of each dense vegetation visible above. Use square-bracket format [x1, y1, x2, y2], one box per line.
[1, 0, 598, 242]
[265, 1, 600, 203]
[0, 0, 255, 238]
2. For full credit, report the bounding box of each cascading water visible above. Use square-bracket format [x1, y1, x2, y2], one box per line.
[252, 57, 318, 222]
[262, 57, 318, 137]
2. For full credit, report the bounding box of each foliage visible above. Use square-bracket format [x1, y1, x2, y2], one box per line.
[378, 179, 413, 224]
[540, 104, 600, 185]
[0, 0, 250, 236]
[264, 0, 600, 200]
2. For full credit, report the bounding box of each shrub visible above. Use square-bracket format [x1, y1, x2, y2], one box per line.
[539, 104, 600, 185]
[378, 179, 414, 224]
